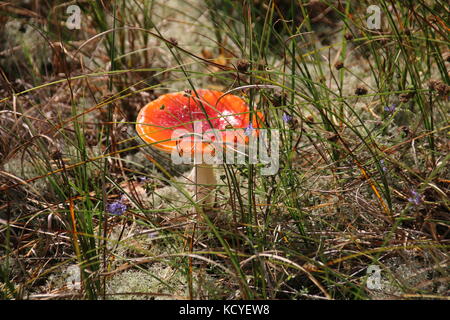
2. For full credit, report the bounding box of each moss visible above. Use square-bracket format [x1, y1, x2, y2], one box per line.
[106, 265, 226, 300]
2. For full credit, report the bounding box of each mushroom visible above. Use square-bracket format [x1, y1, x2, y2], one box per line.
[136, 89, 261, 212]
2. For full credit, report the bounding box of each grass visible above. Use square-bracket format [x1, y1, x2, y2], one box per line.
[0, 0, 449, 300]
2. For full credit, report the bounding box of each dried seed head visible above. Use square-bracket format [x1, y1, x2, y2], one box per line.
[355, 85, 368, 96]
[399, 92, 414, 103]
[50, 148, 62, 160]
[428, 15, 437, 23]
[168, 37, 178, 47]
[273, 91, 287, 106]
[399, 125, 411, 136]
[237, 59, 250, 73]
[334, 61, 344, 70]
[428, 79, 449, 97]
[327, 133, 339, 143]
[428, 79, 438, 90]
[305, 115, 315, 124]
[399, 93, 409, 102]
[288, 118, 299, 130]
[445, 52, 450, 62]
[344, 33, 354, 41]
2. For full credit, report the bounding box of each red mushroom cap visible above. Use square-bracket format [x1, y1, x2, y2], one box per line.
[136, 89, 262, 154]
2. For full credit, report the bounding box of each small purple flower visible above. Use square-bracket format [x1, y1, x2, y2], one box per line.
[408, 189, 421, 206]
[244, 123, 254, 136]
[282, 113, 292, 123]
[106, 200, 127, 216]
[384, 104, 397, 114]
[137, 176, 149, 182]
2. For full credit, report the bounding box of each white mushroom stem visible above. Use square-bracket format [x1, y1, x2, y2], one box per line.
[194, 163, 216, 208]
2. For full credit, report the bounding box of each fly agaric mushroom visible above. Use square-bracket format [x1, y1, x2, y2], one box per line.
[136, 89, 262, 210]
